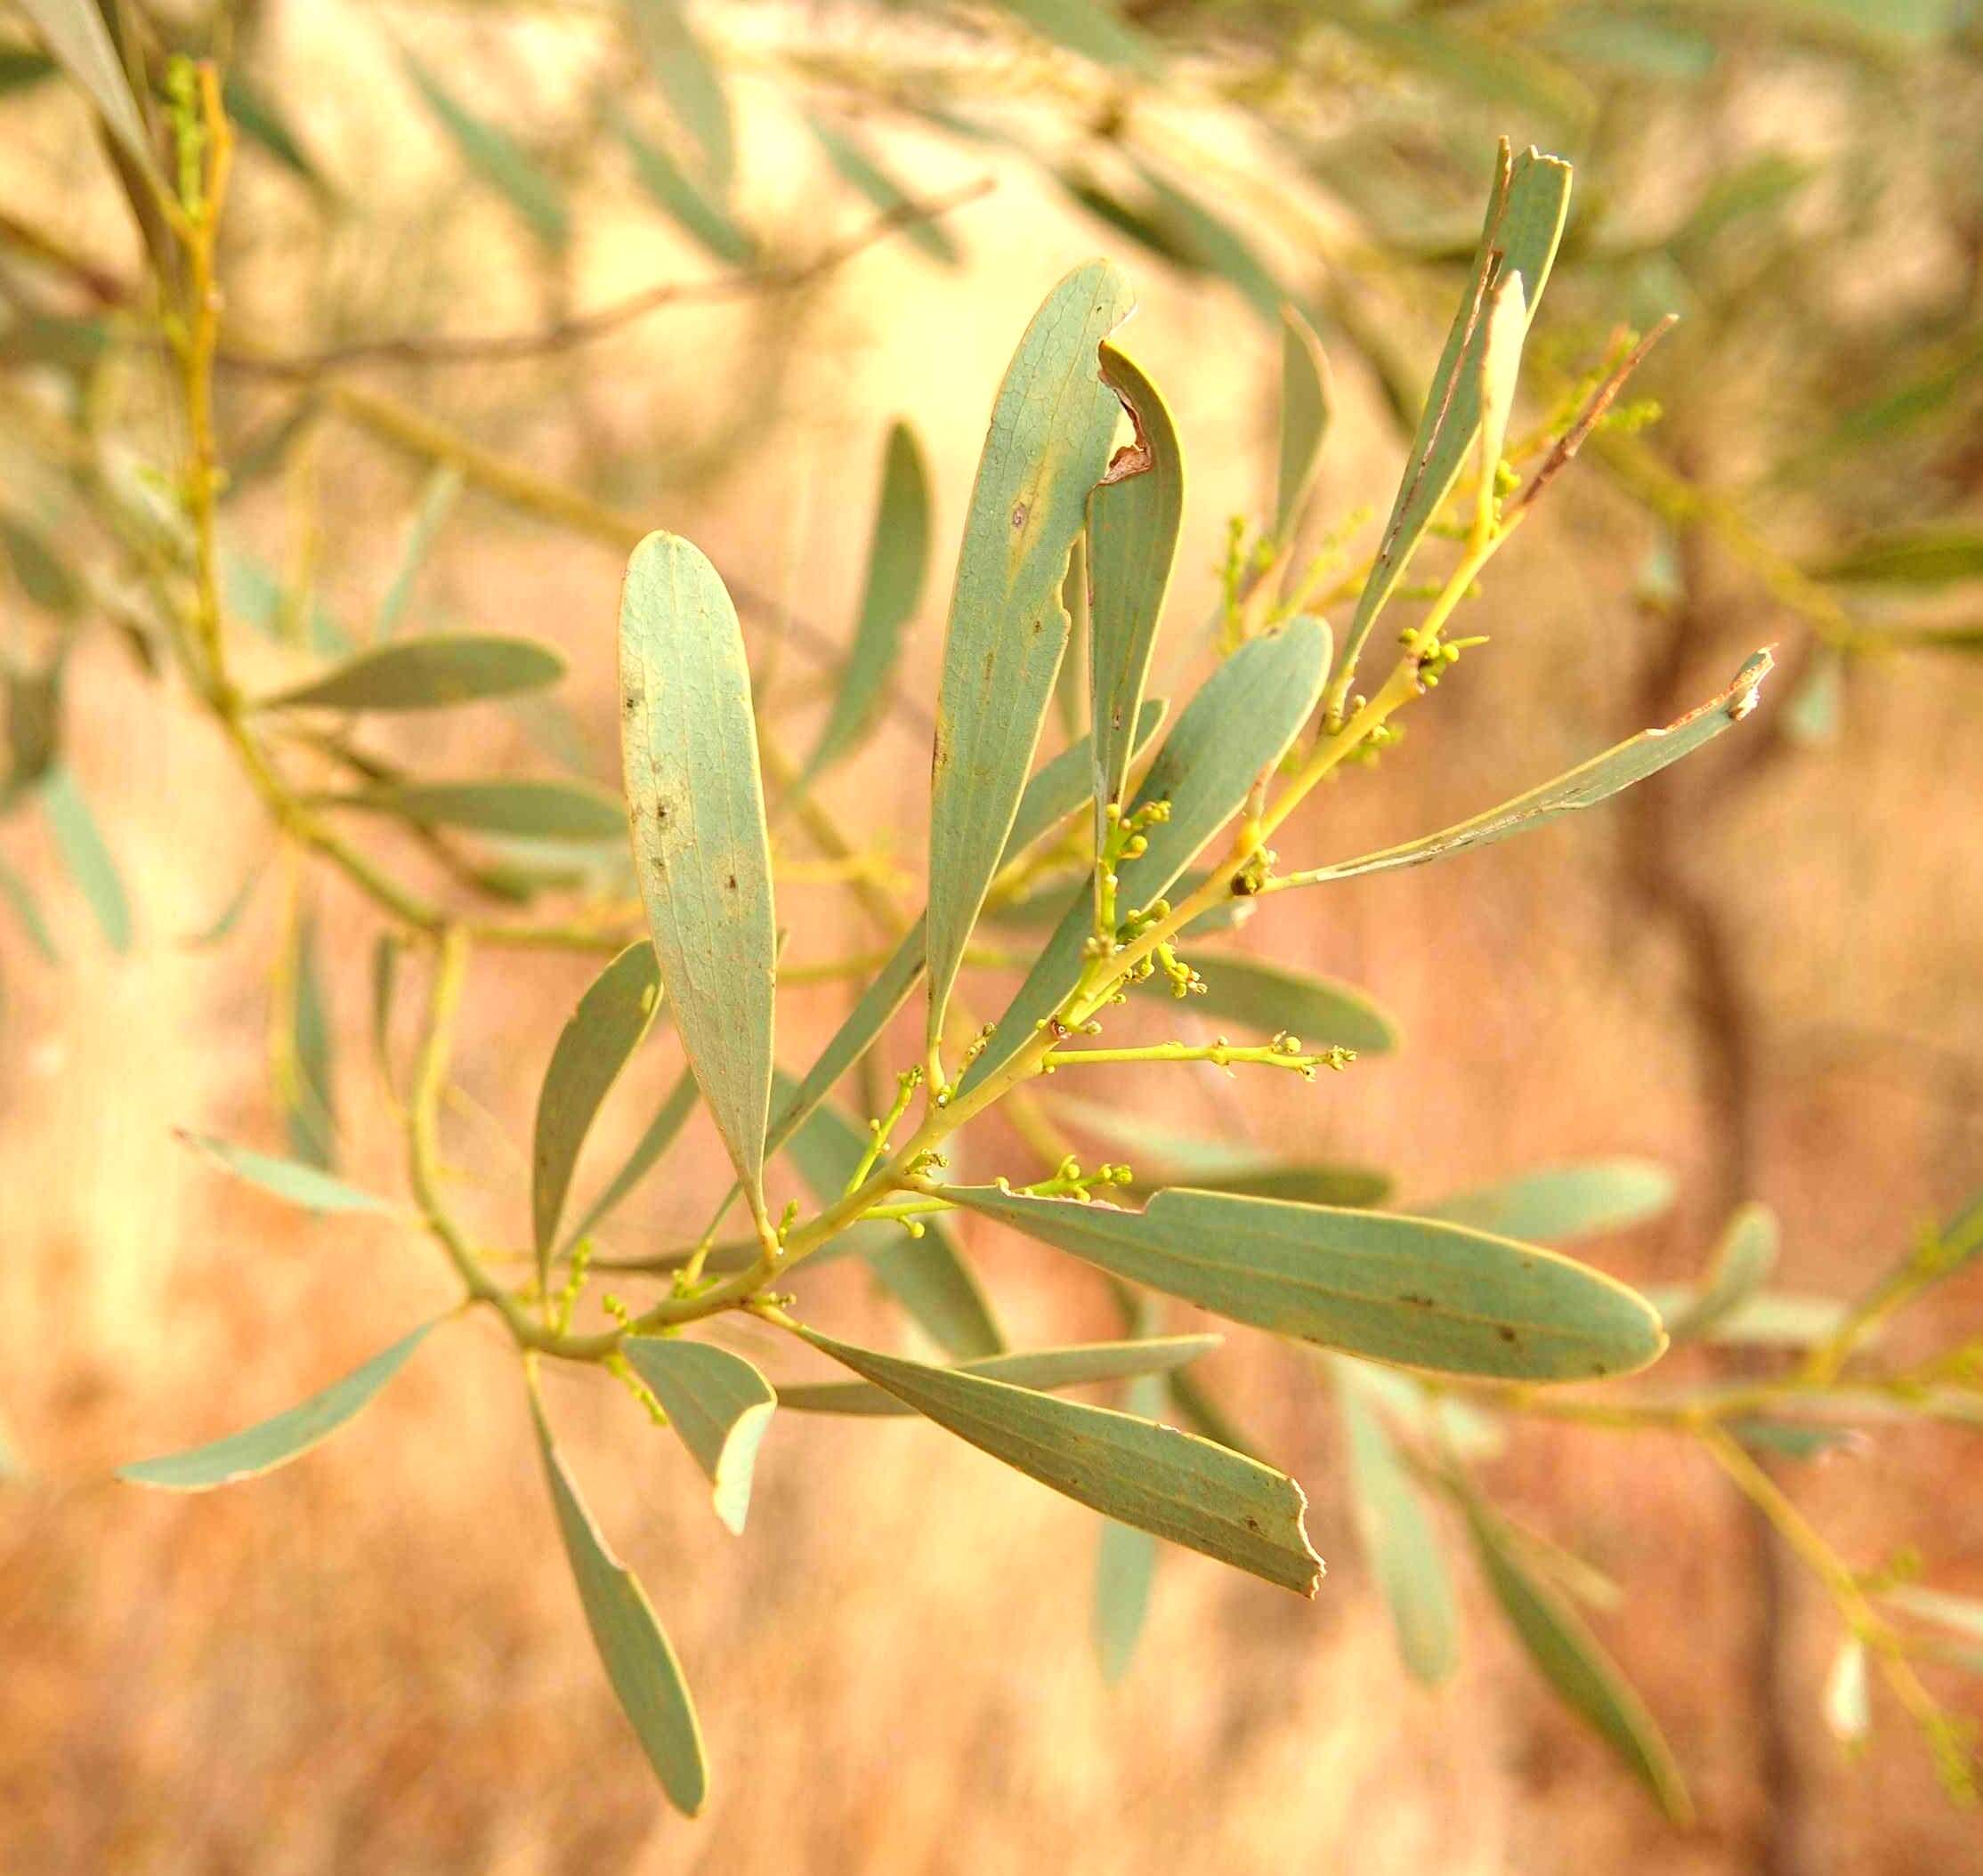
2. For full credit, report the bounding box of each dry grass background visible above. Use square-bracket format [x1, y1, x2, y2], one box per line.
[3, 7, 1982, 1872]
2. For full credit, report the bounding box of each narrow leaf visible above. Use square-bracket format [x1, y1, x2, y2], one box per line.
[376, 466, 463, 635]
[1476, 270, 1527, 530]
[1427, 1160, 1676, 1244]
[567, 1067, 700, 1249]
[926, 259, 1137, 1060]
[1461, 1487, 1692, 1820]
[799, 1328, 1320, 1594]
[620, 532, 779, 1217]
[1087, 343, 1184, 856]
[281, 902, 337, 1168]
[1274, 306, 1332, 543]
[1814, 527, 1983, 587]
[120, 1320, 439, 1489]
[1665, 1201, 1781, 1341]
[810, 116, 959, 264]
[1187, 953, 1397, 1055]
[333, 778, 626, 842]
[181, 1130, 394, 1215]
[18, 0, 161, 184]
[401, 51, 570, 248]
[532, 942, 664, 1288]
[614, 109, 756, 266]
[995, 0, 1161, 72]
[39, 765, 130, 951]
[1095, 1365, 1165, 1681]
[627, 0, 733, 188]
[622, 1338, 775, 1534]
[260, 635, 565, 713]
[949, 1185, 1669, 1381]
[776, 1334, 1220, 1415]
[0, 852, 58, 962]
[222, 70, 328, 192]
[1287, 651, 1774, 887]
[801, 422, 931, 783]
[530, 1395, 708, 1814]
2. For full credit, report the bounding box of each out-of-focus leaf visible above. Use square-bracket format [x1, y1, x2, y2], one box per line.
[1337, 146, 1571, 684]
[623, 1338, 775, 1534]
[1823, 1636, 1870, 1744]
[0, 45, 57, 93]
[1087, 343, 1183, 854]
[1665, 1201, 1780, 1341]
[1056, 534, 1089, 742]
[1885, 1586, 1983, 1646]
[994, 0, 1161, 72]
[1287, 652, 1774, 887]
[1782, 644, 1842, 745]
[38, 765, 129, 952]
[376, 465, 463, 636]
[1186, 953, 1398, 1055]
[120, 1320, 439, 1489]
[6, 659, 62, 794]
[0, 852, 57, 962]
[1275, 307, 1331, 545]
[809, 115, 958, 264]
[370, 931, 401, 1096]
[1460, 1486, 1692, 1820]
[925, 260, 1137, 1063]
[182, 855, 264, 950]
[334, 779, 626, 842]
[621, 532, 778, 1219]
[530, 1393, 708, 1815]
[1130, 158, 1285, 320]
[775, 1074, 1001, 1359]
[1667, 152, 1812, 262]
[1731, 1419, 1859, 1460]
[1336, 1359, 1459, 1685]
[1094, 1367, 1164, 1682]
[567, 1066, 699, 1249]
[1475, 270, 1527, 522]
[182, 1130, 394, 1215]
[17, 0, 161, 184]
[1426, 1160, 1675, 1244]
[775, 1334, 1220, 1416]
[614, 109, 756, 266]
[0, 512, 81, 614]
[1540, 12, 1716, 78]
[951, 1185, 1669, 1381]
[226, 553, 352, 657]
[1812, 528, 1983, 587]
[800, 422, 931, 784]
[281, 903, 336, 1168]
[627, 0, 733, 189]
[1340, 16, 1593, 139]
[1645, 1289, 1847, 1348]
[533, 943, 664, 1289]
[1334, 1355, 1505, 1461]
[799, 1327, 1321, 1593]
[964, 618, 1331, 1096]
[222, 70, 327, 192]
[401, 50, 570, 249]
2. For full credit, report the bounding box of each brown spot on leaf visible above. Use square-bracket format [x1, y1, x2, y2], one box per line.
[1010, 501, 1029, 530]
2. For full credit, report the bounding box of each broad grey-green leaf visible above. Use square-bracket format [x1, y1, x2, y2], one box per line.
[810, 116, 959, 264]
[376, 466, 463, 636]
[332, 779, 626, 842]
[950, 1185, 1668, 1381]
[1288, 652, 1774, 887]
[926, 260, 1137, 1062]
[1336, 146, 1571, 685]
[401, 51, 570, 248]
[622, 1338, 775, 1534]
[18, 0, 160, 184]
[1813, 527, 1983, 587]
[614, 109, 756, 266]
[627, 0, 733, 188]
[1461, 1487, 1692, 1820]
[1274, 306, 1332, 544]
[774, 1073, 1001, 1359]
[1186, 953, 1398, 1055]
[120, 1320, 439, 1489]
[182, 1130, 395, 1215]
[964, 618, 1331, 1096]
[1088, 343, 1183, 855]
[801, 421, 931, 784]
[775, 1334, 1221, 1415]
[259, 630, 563, 714]
[1426, 1159, 1676, 1244]
[530, 1394, 708, 1814]
[532, 943, 664, 1287]
[39, 765, 129, 952]
[799, 1327, 1320, 1593]
[567, 1067, 700, 1249]
[1665, 1201, 1780, 1341]
[1335, 1359, 1459, 1684]
[621, 532, 778, 1217]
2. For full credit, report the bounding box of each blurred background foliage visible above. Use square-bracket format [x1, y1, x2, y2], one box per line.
[2, 2, 1981, 1872]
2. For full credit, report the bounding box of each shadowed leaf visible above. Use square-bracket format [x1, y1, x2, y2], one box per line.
[623, 1338, 775, 1534]
[1813, 528, 1983, 586]
[776, 1334, 1220, 1415]
[567, 1067, 700, 1250]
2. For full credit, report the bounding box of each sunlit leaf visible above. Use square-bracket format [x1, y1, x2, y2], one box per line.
[1275, 307, 1332, 545]
[1088, 343, 1184, 854]
[1186, 953, 1398, 1055]
[623, 1338, 775, 1534]
[533, 942, 664, 1290]
[1335, 1359, 1459, 1685]
[1288, 652, 1775, 887]
[401, 50, 570, 248]
[798, 1327, 1321, 1593]
[38, 765, 129, 952]
[1475, 270, 1527, 523]
[621, 532, 779, 1219]
[1426, 1160, 1675, 1244]
[566, 1066, 700, 1249]
[1823, 1635, 1870, 1744]
[964, 618, 1331, 1096]
[331, 777, 626, 842]
[1459, 1485, 1692, 1820]
[951, 1185, 1668, 1380]
[775, 1334, 1220, 1415]
[926, 260, 1137, 1063]
[810, 115, 959, 264]
[120, 1320, 439, 1489]
[260, 635, 566, 715]
[627, 0, 733, 188]
[17, 0, 161, 185]
[614, 109, 756, 266]
[800, 422, 931, 784]
[1664, 1201, 1780, 1341]
[181, 1129, 395, 1215]
[530, 1393, 708, 1814]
